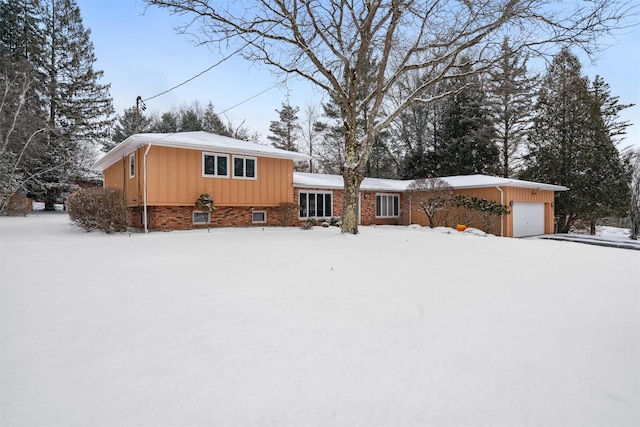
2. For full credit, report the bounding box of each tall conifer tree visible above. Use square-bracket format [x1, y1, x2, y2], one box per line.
[486, 38, 537, 177]
[522, 49, 631, 233]
[268, 100, 300, 152]
[429, 62, 498, 176]
[39, 0, 113, 209]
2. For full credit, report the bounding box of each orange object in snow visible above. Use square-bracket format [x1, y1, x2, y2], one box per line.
[456, 224, 467, 232]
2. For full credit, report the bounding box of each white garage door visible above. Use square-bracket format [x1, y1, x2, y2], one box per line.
[513, 202, 545, 237]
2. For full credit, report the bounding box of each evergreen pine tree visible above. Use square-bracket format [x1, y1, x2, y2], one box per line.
[268, 100, 300, 152]
[39, 0, 114, 209]
[485, 38, 537, 177]
[1, 0, 48, 210]
[178, 107, 203, 132]
[522, 49, 631, 233]
[429, 62, 498, 176]
[202, 102, 229, 136]
[106, 107, 152, 151]
[396, 77, 445, 179]
[150, 112, 179, 133]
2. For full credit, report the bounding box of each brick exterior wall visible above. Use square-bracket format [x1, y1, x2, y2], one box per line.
[293, 187, 403, 226]
[128, 189, 405, 231]
[127, 205, 290, 231]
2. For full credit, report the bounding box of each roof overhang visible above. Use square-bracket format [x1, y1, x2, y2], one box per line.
[93, 131, 312, 172]
[293, 173, 569, 192]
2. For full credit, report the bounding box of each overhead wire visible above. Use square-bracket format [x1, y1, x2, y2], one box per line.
[140, 42, 286, 114]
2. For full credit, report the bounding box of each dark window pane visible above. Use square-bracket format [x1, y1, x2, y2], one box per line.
[234, 158, 244, 177]
[300, 193, 307, 217]
[376, 195, 381, 216]
[309, 194, 316, 217]
[393, 196, 399, 216]
[204, 155, 215, 175]
[246, 159, 255, 178]
[193, 211, 209, 223]
[325, 194, 332, 217]
[252, 211, 265, 222]
[317, 193, 324, 217]
[217, 156, 227, 176]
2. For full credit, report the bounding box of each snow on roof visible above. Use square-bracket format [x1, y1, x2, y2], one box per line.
[93, 131, 311, 171]
[293, 172, 568, 192]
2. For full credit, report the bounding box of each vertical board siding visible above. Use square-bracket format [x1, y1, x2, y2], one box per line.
[407, 186, 556, 237]
[103, 151, 140, 206]
[144, 146, 294, 206]
[502, 187, 555, 236]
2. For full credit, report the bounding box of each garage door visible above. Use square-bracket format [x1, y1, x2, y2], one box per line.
[512, 202, 545, 237]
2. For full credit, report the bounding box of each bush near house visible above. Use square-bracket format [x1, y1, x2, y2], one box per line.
[277, 202, 299, 226]
[67, 188, 127, 233]
[1, 193, 32, 216]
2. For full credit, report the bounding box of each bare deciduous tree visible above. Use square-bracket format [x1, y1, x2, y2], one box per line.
[145, 0, 633, 233]
[407, 178, 455, 228]
[0, 61, 49, 213]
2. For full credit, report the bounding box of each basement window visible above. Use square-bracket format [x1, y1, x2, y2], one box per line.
[193, 211, 210, 224]
[252, 210, 267, 224]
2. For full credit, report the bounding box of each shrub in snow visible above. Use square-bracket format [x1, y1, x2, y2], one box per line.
[307, 218, 317, 226]
[300, 222, 313, 230]
[195, 193, 216, 213]
[454, 195, 510, 234]
[277, 202, 299, 226]
[329, 216, 342, 227]
[1, 193, 31, 216]
[67, 188, 127, 233]
[408, 178, 456, 228]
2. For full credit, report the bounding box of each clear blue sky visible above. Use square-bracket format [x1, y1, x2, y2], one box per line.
[77, 0, 639, 150]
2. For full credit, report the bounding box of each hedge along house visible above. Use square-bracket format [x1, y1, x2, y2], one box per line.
[293, 172, 568, 237]
[92, 131, 311, 231]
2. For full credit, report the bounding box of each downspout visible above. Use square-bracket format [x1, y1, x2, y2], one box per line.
[409, 194, 412, 224]
[143, 144, 152, 233]
[496, 186, 504, 237]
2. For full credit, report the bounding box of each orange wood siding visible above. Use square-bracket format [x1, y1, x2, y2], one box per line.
[407, 186, 556, 237]
[144, 146, 294, 206]
[501, 187, 555, 236]
[102, 149, 141, 207]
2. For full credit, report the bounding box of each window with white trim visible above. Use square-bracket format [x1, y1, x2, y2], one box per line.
[202, 152, 229, 177]
[376, 194, 399, 217]
[252, 210, 267, 223]
[299, 191, 333, 219]
[193, 211, 210, 224]
[233, 156, 257, 179]
[129, 153, 135, 178]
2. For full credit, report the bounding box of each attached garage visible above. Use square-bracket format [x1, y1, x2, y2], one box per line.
[404, 175, 568, 238]
[512, 202, 545, 237]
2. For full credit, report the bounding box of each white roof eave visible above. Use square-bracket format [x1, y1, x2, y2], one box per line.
[92, 132, 311, 171]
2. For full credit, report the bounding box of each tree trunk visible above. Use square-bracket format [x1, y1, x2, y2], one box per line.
[589, 220, 596, 235]
[341, 168, 363, 234]
[556, 213, 577, 233]
[44, 192, 56, 211]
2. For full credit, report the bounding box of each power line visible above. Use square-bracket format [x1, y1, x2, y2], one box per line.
[142, 44, 247, 103]
[139, 43, 287, 116]
[219, 80, 286, 115]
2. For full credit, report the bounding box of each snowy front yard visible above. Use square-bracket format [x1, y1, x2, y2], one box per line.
[1, 213, 638, 426]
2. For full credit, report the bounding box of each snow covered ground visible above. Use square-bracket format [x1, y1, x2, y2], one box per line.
[1, 212, 639, 426]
